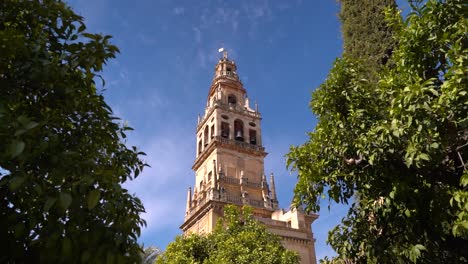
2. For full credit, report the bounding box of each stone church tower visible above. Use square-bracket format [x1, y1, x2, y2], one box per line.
[181, 51, 318, 264]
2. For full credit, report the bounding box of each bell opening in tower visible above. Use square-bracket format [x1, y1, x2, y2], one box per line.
[221, 122, 229, 139]
[204, 126, 209, 147]
[249, 129, 257, 145]
[234, 119, 244, 142]
[228, 94, 237, 105]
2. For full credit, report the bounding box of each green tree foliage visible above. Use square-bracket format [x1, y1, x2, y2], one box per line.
[0, 0, 147, 262]
[157, 206, 300, 264]
[287, 0, 468, 263]
[340, 0, 397, 72]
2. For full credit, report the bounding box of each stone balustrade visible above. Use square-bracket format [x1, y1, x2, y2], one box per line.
[185, 188, 269, 220]
[215, 136, 265, 152]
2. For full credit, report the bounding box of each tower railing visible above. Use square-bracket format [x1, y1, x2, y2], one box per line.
[215, 136, 265, 152]
[215, 101, 260, 118]
[219, 175, 238, 185]
[213, 70, 240, 81]
[243, 181, 262, 188]
[218, 174, 262, 188]
[185, 189, 273, 220]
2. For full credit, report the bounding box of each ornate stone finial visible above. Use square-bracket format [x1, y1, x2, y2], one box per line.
[218, 47, 228, 59]
[213, 160, 218, 187]
[186, 187, 192, 214]
[270, 172, 277, 201]
[261, 174, 268, 189]
[216, 84, 222, 100]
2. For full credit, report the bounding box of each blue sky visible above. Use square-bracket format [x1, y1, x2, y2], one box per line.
[65, 0, 409, 260]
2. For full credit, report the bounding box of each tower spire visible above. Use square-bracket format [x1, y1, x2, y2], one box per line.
[218, 47, 228, 59]
[185, 187, 192, 215]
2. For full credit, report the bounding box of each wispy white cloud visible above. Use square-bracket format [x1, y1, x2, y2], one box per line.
[173, 7, 185, 16]
[199, 6, 240, 33]
[196, 49, 210, 69]
[193, 27, 202, 44]
[242, 0, 273, 21]
[124, 125, 195, 245]
[137, 32, 158, 46]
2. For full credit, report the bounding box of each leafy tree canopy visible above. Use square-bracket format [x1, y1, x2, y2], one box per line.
[0, 0, 147, 263]
[157, 206, 300, 264]
[287, 0, 468, 263]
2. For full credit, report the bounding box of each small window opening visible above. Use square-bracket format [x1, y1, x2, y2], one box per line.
[210, 125, 215, 139]
[228, 94, 237, 105]
[221, 122, 230, 139]
[249, 129, 257, 145]
[204, 126, 209, 146]
[198, 140, 202, 154]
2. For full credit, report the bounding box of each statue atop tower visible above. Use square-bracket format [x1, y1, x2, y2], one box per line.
[181, 50, 318, 264]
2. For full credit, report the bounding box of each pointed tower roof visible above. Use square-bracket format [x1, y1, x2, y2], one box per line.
[207, 49, 245, 99]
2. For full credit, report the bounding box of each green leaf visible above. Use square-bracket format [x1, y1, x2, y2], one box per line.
[9, 176, 27, 191]
[14, 129, 27, 136]
[405, 209, 411, 217]
[81, 251, 91, 263]
[8, 140, 25, 158]
[44, 197, 57, 212]
[62, 237, 72, 256]
[17, 115, 30, 126]
[419, 153, 430, 161]
[59, 193, 72, 209]
[14, 223, 26, 238]
[430, 142, 439, 149]
[87, 189, 101, 209]
[25, 121, 39, 130]
[460, 172, 468, 187]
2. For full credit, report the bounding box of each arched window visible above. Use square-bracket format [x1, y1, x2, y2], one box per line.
[221, 122, 229, 138]
[198, 140, 202, 154]
[210, 125, 214, 139]
[234, 119, 244, 142]
[228, 94, 237, 105]
[204, 126, 209, 146]
[249, 129, 257, 145]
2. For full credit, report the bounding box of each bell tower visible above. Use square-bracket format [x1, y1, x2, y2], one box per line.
[181, 51, 318, 264]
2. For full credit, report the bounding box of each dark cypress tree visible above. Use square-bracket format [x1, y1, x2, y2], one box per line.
[339, 0, 397, 69]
